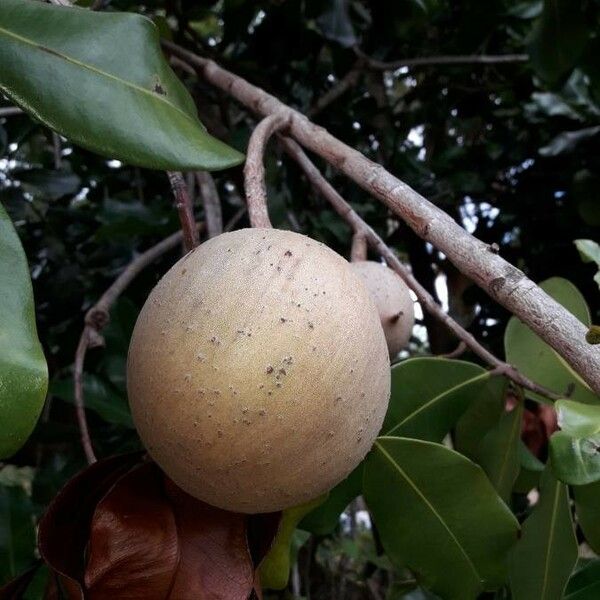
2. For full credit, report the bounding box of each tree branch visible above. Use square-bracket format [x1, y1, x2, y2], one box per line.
[279, 137, 561, 402]
[163, 41, 600, 395]
[196, 171, 223, 238]
[74, 226, 204, 464]
[308, 60, 363, 118]
[243, 113, 291, 228]
[167, 171, 200, 251]
[352, 47, 529, 70]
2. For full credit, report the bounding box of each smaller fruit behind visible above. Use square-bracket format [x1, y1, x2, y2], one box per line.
[350, 261, 415, 358]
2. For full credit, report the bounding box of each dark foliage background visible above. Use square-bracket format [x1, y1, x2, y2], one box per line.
[1, 0, 599, 597]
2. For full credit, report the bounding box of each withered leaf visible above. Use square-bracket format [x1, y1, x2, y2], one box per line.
[83, 463, 255, 599]
[38, 452, 142, 596]
[85, 463, 178, 598]
[163, 477, 254, 599]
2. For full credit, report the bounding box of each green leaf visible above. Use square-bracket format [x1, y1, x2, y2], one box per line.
[364, 437, 519, 600]
[504, 277, 598, 404]
[384, 357, 493, 442]
[299, 463, 362, 535]
[539, 126, 600, 156]
[454, 376, 508, 459]
[564, 559, 600, 600]
[260, 495, 325, 590]
[0, 0, 243, 171]
[573, 481, 600, 553]
[476, 403, 523, 501]
[528, 0, 591, 85]
[575, 239, 600, 291]
[51, 374, 133, 428]
[514, 442, 545, 494]
[575, 239, 600, 266]
[0, 203, 48, 459]
[549, 400, 600, 485]
[509, 467, 578, 600]
[0, 479, 36, 584]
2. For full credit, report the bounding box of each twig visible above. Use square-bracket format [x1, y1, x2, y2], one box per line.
[353, 47, 529, 71]
[243, 113, 291, 228]
[162, 41, 600, 395]
[308, 60, 363, 118]
[73, 227, 204, 464]
[223, 206, 247, 232]
[350, 231, 368, 262]
[279, 137, 561, 402]
[167, 171, 200, 251]
[196, 171, 223, 238]
[0, 107, 24, 117]
[441, 341, 468, 359]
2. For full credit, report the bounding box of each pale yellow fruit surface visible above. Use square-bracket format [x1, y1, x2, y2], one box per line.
[127, 228, 390, 513]
[350, 261, 415, 358]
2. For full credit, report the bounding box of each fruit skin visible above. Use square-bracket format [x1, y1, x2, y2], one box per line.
[350, 261, 414, 358]
[127, 228, 390, 514]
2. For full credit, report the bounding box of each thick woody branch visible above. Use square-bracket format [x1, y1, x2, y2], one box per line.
[280, 137, 561, 402]
[167, 171, 200, 251]
[353, 47, 529, 70]
[74, 226, 204, 464]
[243, 113, 290, 228]
[163, 41, 600, 395]
[196, 171, 223, 238]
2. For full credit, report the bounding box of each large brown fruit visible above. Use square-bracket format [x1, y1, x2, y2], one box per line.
[127, 228, 390, 513]
[350, 261, 415, 357]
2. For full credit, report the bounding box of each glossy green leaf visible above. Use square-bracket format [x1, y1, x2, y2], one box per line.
[528, 0, 590, 85]
[574, 481, 600, 553]
[384, 357, 493, 442]
[364, 437, 519, 600]
[575, 239, 600, 291]
[549, 400, 600, 485]
[564, 559, 600, 600]
[514, 441, 545, 493]
[454, 375, 508, 459]
[0, 477, 36, 584]
[476, 403, 523, 501]
[504, 277, 598, 404]
[0, 203, 48, 458]
[299, 463, 362, 535]
[260, 495, 325, 590]
[0, 0, 243, 171]
[509, 467, 578, 600]
[575, 239, 600, 266]
[51, 374, 133, 428]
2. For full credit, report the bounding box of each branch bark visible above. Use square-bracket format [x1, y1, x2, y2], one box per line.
[164, 41, 600, 395]
[353, 47, 529, 70]
[74, 226, 204, 464]
[196, 171, 223, 238]
[167, 171, 200, 251]
[279, 136, 561, 402]
[243, 113, 290, 228]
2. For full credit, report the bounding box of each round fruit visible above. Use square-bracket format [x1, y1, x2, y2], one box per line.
[127, 228, 390, 513]
[350, 261, 414, 357]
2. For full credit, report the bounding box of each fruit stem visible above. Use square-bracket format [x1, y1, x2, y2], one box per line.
[244, 113, 291, 228]
[350, 232, 368, 262]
